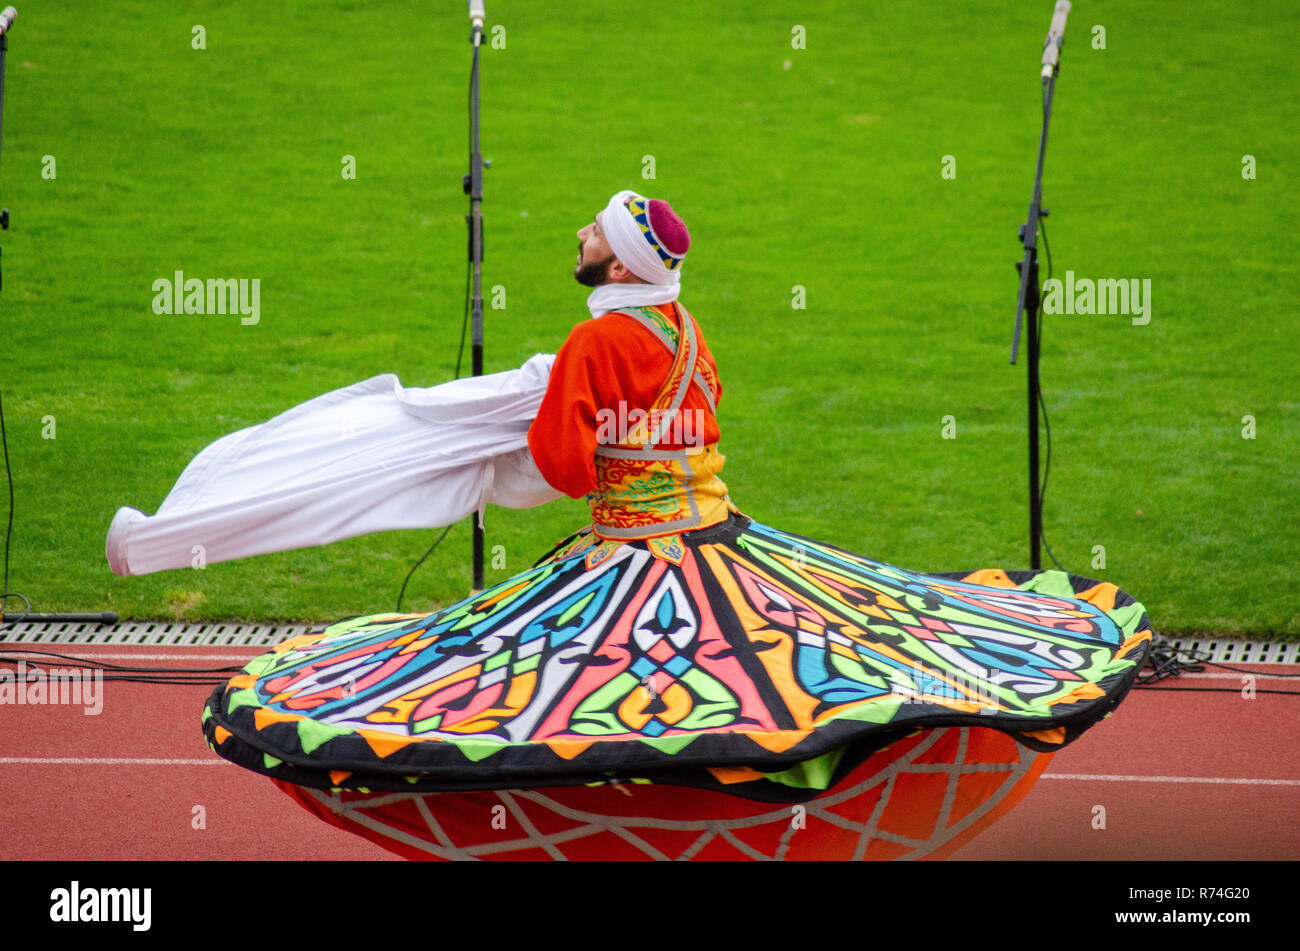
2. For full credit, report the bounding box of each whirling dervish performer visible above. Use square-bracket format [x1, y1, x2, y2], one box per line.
[197, 189, 1152, 860]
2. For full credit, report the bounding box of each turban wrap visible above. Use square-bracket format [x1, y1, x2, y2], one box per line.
[599, 189, 691, 287]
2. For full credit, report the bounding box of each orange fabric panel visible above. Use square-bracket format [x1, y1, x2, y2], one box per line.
[526, 304, 723, 499]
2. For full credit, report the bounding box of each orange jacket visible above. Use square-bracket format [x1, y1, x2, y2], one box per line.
[527, 303, 723, 499]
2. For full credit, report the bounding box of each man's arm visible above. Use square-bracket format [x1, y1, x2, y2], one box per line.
[527, 321, 609, 499]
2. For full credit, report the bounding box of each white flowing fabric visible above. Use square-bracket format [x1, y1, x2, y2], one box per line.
[106, 353, 562, 577]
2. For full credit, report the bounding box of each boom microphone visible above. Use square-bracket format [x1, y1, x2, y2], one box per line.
[1041, 1, 1071, 79]
[467, 0, 485, 31]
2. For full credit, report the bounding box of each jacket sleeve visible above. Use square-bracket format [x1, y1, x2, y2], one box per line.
[527, 321, 609, 499]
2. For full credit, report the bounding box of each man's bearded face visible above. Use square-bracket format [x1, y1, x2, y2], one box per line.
[574, 251, 615, 287]
[574, 212, 617, 287]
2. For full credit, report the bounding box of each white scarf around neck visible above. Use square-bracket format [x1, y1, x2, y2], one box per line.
[585, 281, 681, 318]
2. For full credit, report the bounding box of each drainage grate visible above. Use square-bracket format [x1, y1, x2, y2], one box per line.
[0, 621, 316, 647]
[1156, 636, 1299, 665]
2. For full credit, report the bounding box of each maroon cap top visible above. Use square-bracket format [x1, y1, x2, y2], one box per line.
[647, 199, 690, 257]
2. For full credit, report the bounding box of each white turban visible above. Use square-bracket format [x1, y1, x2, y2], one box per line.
[599, 189, 685, 287]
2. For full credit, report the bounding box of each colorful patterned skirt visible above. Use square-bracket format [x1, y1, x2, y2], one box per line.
[203, 514, 1151, 859]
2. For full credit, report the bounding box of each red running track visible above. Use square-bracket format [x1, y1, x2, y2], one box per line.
[1, 645, 1296, 861]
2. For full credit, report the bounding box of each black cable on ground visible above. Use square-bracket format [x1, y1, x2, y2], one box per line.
[1034, 216, 1068, 574]
[396, 523, 453, 613]
[0, 346, 29, 619]
[1133, 639, 1300, 696]
[2, 646, 244, 687]
[395, 51, 481, 612]
[0, 647, 242, 675]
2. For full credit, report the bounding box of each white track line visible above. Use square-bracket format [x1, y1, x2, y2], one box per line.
[0, 757, 231, 766]
[1163, 672, 1298, 681]
[1041, 773, 1300, 786]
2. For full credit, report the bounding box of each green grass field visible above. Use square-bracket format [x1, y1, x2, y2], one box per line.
[2, 1, 1296, 636]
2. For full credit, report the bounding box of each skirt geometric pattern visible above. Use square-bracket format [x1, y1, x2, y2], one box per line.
[204, 513, 1150, 806]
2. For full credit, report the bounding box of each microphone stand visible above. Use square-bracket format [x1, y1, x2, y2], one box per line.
[0, 7, 116, 627]
[463, 17, 487, 594]
[1010, 2, 1069, 571]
